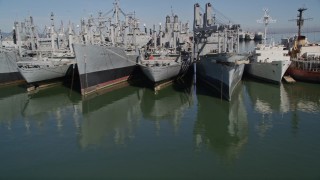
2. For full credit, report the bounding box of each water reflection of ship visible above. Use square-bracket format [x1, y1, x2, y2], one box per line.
[194, 84, 248, 162]
[244, 80, 290, 137]
[245, 80, 290, 114]
[0, 86, 28, 129]
[284, 82, 320, 114]
[80, 86, 143, 148]
[140, 83, 193, 135]
[22, 86, 81, 131]
[284, 82, 320, 132]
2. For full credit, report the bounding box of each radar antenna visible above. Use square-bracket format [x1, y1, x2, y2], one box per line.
[257, 8, 276, 44]
[289, 7, 312, 37]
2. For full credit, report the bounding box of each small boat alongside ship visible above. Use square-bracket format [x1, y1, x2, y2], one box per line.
[246, 9, 291, 83]
[194, 3, 248, 101]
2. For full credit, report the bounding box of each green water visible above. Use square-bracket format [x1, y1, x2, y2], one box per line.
[0, 78, 320, 179]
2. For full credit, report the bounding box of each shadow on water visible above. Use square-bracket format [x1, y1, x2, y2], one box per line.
[194, 82, 248, 164]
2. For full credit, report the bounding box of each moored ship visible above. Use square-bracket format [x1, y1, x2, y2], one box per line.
[15, 14, 76, 84]
[74, 0, 151, 95]
[194, 3, 248, 101]
[139, 52, 182, 83]
[286, 8, 320, 83]
[0, 48, 24, 85]
[17, 54, 74, 83]
[0, 29, 24, 85]
[246, 9, 291, 83]
[138, 13, 192, 85]
[197, 53, 247, 101]
[74, 44, 136, 95]
[288, 45, 320, 83]
[247, 43, 291, 83]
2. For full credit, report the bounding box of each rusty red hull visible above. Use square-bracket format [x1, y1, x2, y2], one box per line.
[287, 67, 320, 83]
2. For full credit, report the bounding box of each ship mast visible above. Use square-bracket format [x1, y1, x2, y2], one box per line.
[0, 29, 2, 49]
[193, 3, 240, 58]
[257, 8, 276, 45]
[298, 8, 305, 37]
[14, 21, 22, 57]
[289, 7, 312, 37]
[50, 12, 56, 52]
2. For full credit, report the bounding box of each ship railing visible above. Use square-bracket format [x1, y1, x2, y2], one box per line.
[292, 59, 320, 72]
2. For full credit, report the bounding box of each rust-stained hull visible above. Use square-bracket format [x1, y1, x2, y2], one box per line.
[287, 67, 320, 83]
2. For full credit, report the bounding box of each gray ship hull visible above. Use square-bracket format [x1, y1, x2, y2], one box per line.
[73, 44, 136, 95]
[139, 60, 181, 83]
[17, 60, 73, 83]
[197, 54, 246, 101]
[245, 60, 291, 83]
[0, 50, 24, 84]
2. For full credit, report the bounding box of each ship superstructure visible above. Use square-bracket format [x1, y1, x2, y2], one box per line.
[14, 13, 76, 84]
[73, 0, 151, 95]
[138, 11, 192, 86]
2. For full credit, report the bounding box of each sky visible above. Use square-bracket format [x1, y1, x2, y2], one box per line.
[0, 0, 320, 34]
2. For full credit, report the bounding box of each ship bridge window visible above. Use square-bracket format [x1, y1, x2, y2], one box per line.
[256, 53, 261, 56]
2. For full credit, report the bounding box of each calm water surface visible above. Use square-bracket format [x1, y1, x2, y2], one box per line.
[0, 75, 320, 179]
[1, 32, 320, 179]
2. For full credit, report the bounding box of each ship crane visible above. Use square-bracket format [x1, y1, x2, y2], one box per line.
[193, 3, 240, 61]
